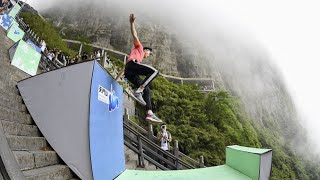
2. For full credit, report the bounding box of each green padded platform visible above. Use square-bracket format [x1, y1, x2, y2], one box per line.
[116, 145, 272, 180]
[227, 145, 271, 154]
[226, 145, 272, 180]
[116, 165, 251, 180]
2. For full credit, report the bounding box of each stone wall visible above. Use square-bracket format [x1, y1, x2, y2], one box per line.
[123, 94, 135, 116]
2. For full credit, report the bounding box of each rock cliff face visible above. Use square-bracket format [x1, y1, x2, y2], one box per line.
[43, 5, 211, 78]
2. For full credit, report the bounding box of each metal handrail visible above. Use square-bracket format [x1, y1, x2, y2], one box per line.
[178, 151, 206, 168]
[124, 127, 170, 170]
[127, 119, 148, 135]
[124, 109, 205, 168]
[123, 140, 169, 170]
[124, 123, 177, 161]
[124, 131, 175, 169]
[123, 122, 196, 170]
[178, 151, 199, 164]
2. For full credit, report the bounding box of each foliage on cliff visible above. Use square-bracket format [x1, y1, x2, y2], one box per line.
[148, 77, 320, 180]
[19, 12, 76, 56]
[148, 77, 260, 164]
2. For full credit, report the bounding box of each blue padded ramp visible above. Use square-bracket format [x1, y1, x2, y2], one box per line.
[90, 62, 125, 180]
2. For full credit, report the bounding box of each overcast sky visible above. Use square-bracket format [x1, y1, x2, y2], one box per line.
[27, 0, 320, 150]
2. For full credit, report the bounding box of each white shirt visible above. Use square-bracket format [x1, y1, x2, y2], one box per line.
[47, 53, 53, 61]
[96, 52, 101, 61]
[161, 130, 169, 151]
[40, 41, 46, 52]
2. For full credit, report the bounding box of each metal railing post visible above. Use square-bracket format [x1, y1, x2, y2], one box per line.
[173, 140, 179, 156]
[199, 155, 205, 168]
[175, 157, 180, 170]
[79, 44, 83, 56]
[103, 52, 108, 69]
[123, 55, 127, 64]
[148, 123, 154, 141]
[101, 51, 105, 63]
[124, 108, 129, 123]
[137, 136, 145, 167]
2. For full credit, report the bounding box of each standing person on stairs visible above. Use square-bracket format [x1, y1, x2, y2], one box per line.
[0, 0, 9, 14]
[124, 14, 162, 123]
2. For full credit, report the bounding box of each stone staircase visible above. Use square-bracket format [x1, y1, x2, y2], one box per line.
[124, 146, 158, 171]
[0, 27, 162, 179]
[0, 28, 78, 180]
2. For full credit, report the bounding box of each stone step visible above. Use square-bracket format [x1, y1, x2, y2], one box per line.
[0, 76, 17, 93]
[13, 151, 61, 171]
[0, 59, 30, 81]
[0, 41, 13, 52]
[0, 87, 23, 103]
[142, 159, 158, 170]
[23, 165, 74, 180]
[0, 64, 29, 83]
[0, 95, 27, 112]
[136, 164, 158, 171]
[0, 81, 19, 95]
[0, 29, 14, 48]
[6, 135, 48, 151]
[0, 106, 33, 125]
[125, 159, 138, 170]
[125, 159, 157, 171]
[0, 80, 17, 94]
[0, 55, 11, 66]
[125, 151, 139, 162]
[0, 50, 9, 58]
[124, 145, 160, 170]
[1, 120, 41, 137]
[125, 146, 139, 161]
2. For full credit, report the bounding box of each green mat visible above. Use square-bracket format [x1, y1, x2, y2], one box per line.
[11, 40, 41, 76]
[8, 4, 21, 17]
[7, 21, 24, 43]
[116, 165, 251, 180]
[226, 145, 272, 180]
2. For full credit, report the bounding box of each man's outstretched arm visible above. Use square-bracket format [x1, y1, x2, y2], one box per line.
[130, 14, 139, 42]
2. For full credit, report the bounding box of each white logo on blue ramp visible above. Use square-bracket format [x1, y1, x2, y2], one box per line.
[98, 84, 119, 112]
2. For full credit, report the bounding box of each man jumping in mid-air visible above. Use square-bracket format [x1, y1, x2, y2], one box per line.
[124, 14, 162, 123]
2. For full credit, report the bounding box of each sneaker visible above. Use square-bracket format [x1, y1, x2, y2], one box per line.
[135, 88, 144, 94]
[133, 92, 147, 106]
[146, 113, 163, 123]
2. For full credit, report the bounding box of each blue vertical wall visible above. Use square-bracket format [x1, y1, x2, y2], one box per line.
[89, 61, 125, 180]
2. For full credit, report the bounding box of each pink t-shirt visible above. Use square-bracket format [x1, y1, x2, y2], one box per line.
[127, 40, 144, 63]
